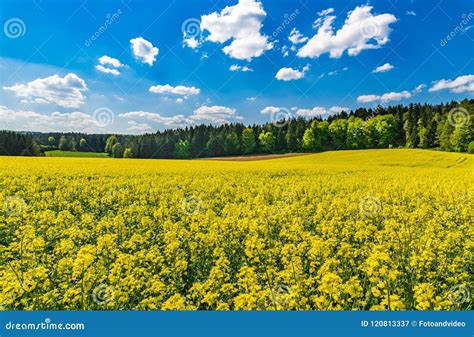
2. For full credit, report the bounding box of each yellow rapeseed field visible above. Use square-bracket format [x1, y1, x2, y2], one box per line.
[0, 149, 472, 310]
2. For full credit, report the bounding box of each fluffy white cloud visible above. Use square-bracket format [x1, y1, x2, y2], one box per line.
[406, 11, 416, 16]
[120, 106, 241, 126]
[95, 65, 120, 76]
[126, 121, 153, 133]
[119, 111, 191, 126]
[429, 74, 474, 93]
[297, 5, 397, 59]
[260, 106, 281, 114]
[295, 106, 347, 118]
[329, 106, 350, 113]
[191, 105, 241, 124]
[372, 63, 394, 73]
[229, 64, 253, 72]
[2, 73, 88, 108]
[199, 0, 273, 60]
[275, 65, 310, 81]
[149, 84, 200, 96]
[356, 95, 380, 103]
[130, 37, 159, 66]
[184, 37, 199, 49]
[96, 55, 123, 75]
[288, 28, 308, 45]
[357, 90, 411, 103]
[98, 55, 123, 68]
[0, 105, 109, 133]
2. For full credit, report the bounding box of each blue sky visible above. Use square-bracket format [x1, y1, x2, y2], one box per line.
[0, 0, 473, 134]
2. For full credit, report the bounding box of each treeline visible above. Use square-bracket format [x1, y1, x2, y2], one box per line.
[0, 131, 42, 156]
[1, 100, 472, 158]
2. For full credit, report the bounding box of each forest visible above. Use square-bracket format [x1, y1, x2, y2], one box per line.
[1, 99, 472, 158]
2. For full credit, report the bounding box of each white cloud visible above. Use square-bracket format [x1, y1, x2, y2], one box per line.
[0, 105, 109, 133]
[330, 106, 350, 113]
[2, 73, 88, 108]
[191, 105, 241, 124]
[429, 74, 474, 93]
[126, 121, 153, 133]
[372, 63, 394, 73]
[184, 37, 199, 49]
[98, 55, 123, 68]
[297, 5, 397, 59]
[260, 106, 281, 114]
[288, 28, 308, 44]
[406, 11, 416, 16]
[95, 65, 120, 76]
[149, 84, 200, 96]
[199, 0, 273, 60]
[357, 90, 411, 103]
[275, 64, 310, 81]
[130, 37, 159, 66]
[96, 56, 123, 76]
[176, 98, 184, 103]
[318, 8, 335, 17]
[121, 103, 239, 127]
[246, 96, 257, 101]
[229, 64, 253, 72]
[119, 111, 191, 126]
[295, 106, 346, 118]
[356, 95, 380, 103]
[413, 84, 426, 93]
